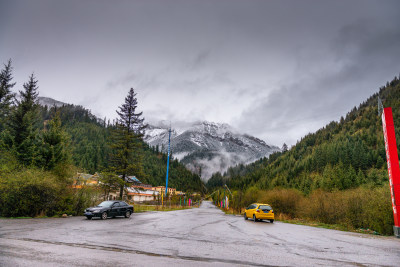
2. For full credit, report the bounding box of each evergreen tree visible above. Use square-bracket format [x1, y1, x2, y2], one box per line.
[0, 59, 16, 131]
[8, 74, 40, 165]
[282, 143, 288, 152]
[109, 88, 147, 198]
[98, 172, 124, 200]
[347, 165, 357, 188]
[322, 164, 334, 191]
[38, 112, 70, 170]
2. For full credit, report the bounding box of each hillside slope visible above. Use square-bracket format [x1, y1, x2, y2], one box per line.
[207, 76, 400, 193]
[39, 103, 204, 192]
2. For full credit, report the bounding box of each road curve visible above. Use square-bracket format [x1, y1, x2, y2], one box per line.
[0, 201, 399, 266]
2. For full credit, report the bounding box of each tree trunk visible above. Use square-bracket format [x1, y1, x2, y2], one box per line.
[119, 174, 125, 199]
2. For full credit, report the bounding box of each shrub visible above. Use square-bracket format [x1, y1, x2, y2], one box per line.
[300, 189, 346, 224]
[243, 186, 259, 206]
[240, 184, 394, 235]
[299, 186, 393, 235]
[0, 168, 100, 217]
[361, 186, 393, 235]
[0, 169, 63, 217]
[258, 188, 304, 218]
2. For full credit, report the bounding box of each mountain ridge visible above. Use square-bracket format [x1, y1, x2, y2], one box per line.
[206, 75, 400, 193]
[144, 121, 280, 180]
[34, 96, 281, 181]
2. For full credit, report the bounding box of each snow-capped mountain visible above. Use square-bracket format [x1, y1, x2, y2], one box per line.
[144, 121, 280, 180]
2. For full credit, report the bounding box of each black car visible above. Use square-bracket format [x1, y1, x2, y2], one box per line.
[84, 201, 134, 220]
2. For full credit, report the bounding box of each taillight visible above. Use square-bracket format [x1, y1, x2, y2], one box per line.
[256, 209, 260, 213]
[271, 210, 274, 213]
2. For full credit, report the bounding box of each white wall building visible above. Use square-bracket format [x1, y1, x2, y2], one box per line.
[127, 187, 159, 202]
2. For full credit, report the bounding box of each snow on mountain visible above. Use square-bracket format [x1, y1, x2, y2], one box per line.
[144, 121, 280, 180]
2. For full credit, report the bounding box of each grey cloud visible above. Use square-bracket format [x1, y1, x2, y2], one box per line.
[2, 0, 400, 147]
[236, 16, 400, 146]
[185, 50, 212, 71]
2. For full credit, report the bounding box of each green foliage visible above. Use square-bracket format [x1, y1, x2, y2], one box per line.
[0, 167, 100, 217]
[0, 60, 204, 218]
[40, 104, 112, 173]
[206, 76, 400, 235]
[228, 186, 393, 235]
[207, 76, 400, 194]
[243, 186, 259, 206]
[7, 74, 40, 166]
[37, 104, 203, 192]
[0, 147, 18, 174]
[98, 172, 124, 200]
[109, 88, 147, 198]
[37, 112, 71, 170]
[0, 169, 64, 217]
[142, 143, 204, 192]
[258, 188, 303, 218]
[299, 186, 393, 235]
[0, 59, 16, 131]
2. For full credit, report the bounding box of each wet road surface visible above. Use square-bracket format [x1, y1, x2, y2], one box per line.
[1, 201, 399, 266]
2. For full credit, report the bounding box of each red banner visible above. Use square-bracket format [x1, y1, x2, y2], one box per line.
[382, 107, 400, 228]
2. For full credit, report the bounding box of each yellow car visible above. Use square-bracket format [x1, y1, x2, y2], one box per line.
[244, 203, 274, 223]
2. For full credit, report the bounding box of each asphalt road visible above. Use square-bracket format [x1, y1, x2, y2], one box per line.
[1, 201, 399, 267]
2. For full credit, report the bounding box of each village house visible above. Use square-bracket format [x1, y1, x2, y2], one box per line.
[127, 187, 159, 202]
[152, 186, 176, 195]
[72, 172, 100, 189]
[72, 172, 181, 202]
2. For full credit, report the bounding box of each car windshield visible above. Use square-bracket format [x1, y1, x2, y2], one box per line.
[97, 201, 114, 207]
[259, 205, 272, 210]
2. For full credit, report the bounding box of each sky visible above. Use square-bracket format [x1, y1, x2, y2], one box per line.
[1, 0, 400, 146]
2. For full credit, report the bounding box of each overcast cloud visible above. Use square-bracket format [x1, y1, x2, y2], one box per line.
[1, 0, 399, 146]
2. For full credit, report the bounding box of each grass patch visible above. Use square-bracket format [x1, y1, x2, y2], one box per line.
[278, 218, 382, 235]
[280, 218, 350, 232]
[134, 204, 195, 213]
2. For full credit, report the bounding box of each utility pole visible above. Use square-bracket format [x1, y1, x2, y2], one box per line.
[224, 184, 233, 198]
[165, 127, 171, 197]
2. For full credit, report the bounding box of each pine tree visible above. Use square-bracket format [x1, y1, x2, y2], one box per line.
[109, 88, 147, 199]
[347, 165, 357, 188]
[38, 112, 70, 170]
[282, 143, 288, 152]
[8, 74, 40, 165]
[0, 59, 16, 131]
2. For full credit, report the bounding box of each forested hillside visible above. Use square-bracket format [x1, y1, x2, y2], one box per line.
[0, 60, 203, 218]
[208, 76, 400, 193]
[39, 102, 203, 192]
[207, 76, 400, 235]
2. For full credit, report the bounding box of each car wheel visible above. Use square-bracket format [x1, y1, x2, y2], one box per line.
[101, 212, 108, 220]
[270, 219, 274, 223]
[253, 215, 257, 222]
[125, 211, 131, 218]
[244, 213, 248, 220]
[86, 216, 92, 220]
